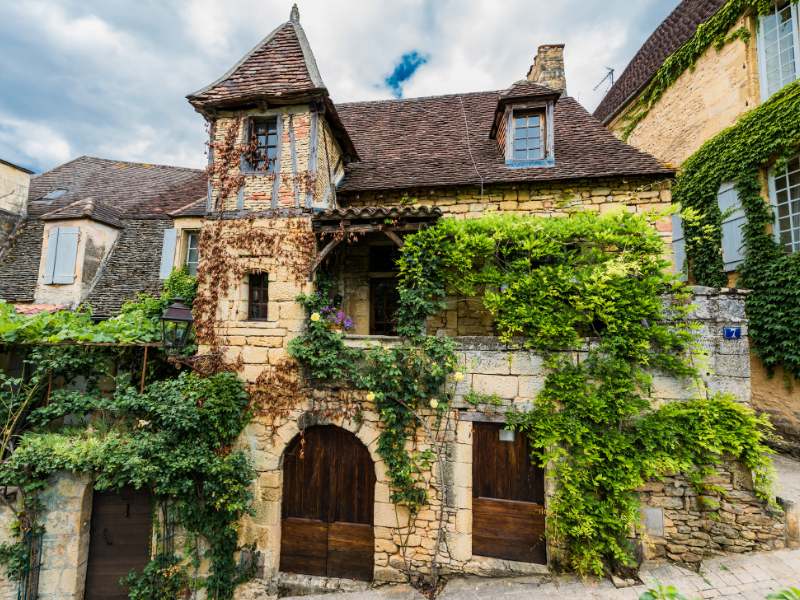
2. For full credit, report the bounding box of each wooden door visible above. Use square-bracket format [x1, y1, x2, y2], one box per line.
[84, 487, 152, 600]
[280, 426, 375, 581]
[472, 422, 546, 563]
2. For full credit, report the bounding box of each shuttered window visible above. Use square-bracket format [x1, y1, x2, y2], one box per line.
[718, 183, 747, 272]
[43, 226, 79, 285]
[672, 213, 687, 280]
[159, 228, 178, 280]
[758, 1, 800, 99]
[185, 231, 200, 276]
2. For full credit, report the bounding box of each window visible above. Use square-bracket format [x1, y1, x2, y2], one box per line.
[245, 118, 279, 172]
[185, 231, 200, 276]
[511, 110, 545, 161]
[248, 273, 269, 320]
[771, 155, 800, 253]
[759, 1, 800, 99]
[369, 246, 400, 335]
[35, 189, 67, 202]
[43, 226, 79, 284]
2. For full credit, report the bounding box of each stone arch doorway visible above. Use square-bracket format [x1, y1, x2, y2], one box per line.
[280, 425, 375, 581]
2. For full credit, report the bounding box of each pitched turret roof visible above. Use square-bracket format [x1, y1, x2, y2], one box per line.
[187, 4, 326, 110]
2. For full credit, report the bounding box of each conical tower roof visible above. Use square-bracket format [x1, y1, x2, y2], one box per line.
[187, 4, 326, 110]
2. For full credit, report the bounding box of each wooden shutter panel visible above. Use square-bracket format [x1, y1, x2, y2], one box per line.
[159, 228, 177, 279]
[43, 227, 59, 284]
[718, 183, 746, 272]
[52, 227, 79, 284]
[671, 213, 686, 281]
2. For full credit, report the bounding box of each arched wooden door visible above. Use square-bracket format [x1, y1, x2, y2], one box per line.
[280, 426, 375, 581]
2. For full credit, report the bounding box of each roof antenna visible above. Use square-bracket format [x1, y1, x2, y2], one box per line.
[290, 3, 300, 22]
[593, 67, 615, 92]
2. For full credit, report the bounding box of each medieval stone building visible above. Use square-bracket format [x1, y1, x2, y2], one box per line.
[595, 0, 800, 452]
[0, 5, 794, 598]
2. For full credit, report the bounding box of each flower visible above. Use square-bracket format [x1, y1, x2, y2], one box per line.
[429, 398, 439, 409]
[343, 317, 354, 330]
[453, 371, 465, 382]
[365, 391, 376, 402]
[310, 312, 321, 322]
[137, 419, 151, 428]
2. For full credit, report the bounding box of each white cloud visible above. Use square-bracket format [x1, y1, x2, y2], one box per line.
[0, 114, 72, 168]
[0, 0, 677, 172]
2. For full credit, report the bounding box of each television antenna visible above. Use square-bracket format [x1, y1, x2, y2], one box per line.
[593, 67, 615, 91]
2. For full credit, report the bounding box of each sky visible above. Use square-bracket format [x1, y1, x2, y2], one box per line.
[0, 0, 678, 174]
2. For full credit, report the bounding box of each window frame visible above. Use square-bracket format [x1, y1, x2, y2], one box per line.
[184, 230, 200, 276]
[504, 102, 555, 168]
[242, 116, 280, 174]
[247, 272, 270, 321]
[511, 109, 546, 162]
[768, 154, 800, 254]
[757, 0, 800, 101]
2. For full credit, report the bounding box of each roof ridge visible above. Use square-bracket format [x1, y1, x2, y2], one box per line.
[77, 155, 204, 172]
[338, 88, 576, 109]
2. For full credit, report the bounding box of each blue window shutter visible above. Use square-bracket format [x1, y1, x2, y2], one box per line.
[159, 228, 177, 279]
[718, 183, 746, 272]
[43, 227, 59, 284]
[52, 227, 79, 284]
[671, 213, 686, 280]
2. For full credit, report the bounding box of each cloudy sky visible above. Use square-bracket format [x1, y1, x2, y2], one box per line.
[0, 0, 677, 174]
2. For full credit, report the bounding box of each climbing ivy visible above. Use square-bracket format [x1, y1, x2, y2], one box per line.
[618, 0, 797, 140]
[288, 278, 457, 512]
[291, 211, 775, 577]
[674, 80, 800, 377]
[397, 212, 774, 576]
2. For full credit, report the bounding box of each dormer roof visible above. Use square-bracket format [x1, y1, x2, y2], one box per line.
[187, 5, 326, 110]
[40, 196, 124, 229]
[491, 80, 561, 139]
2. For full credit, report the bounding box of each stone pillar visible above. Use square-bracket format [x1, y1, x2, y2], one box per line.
[526, 44, 566, 94]
[36, 473, 93, 600]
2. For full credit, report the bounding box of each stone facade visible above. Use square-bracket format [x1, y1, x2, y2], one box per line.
[607, 16, 760, 168]
[0, 161, 30, 255]
[209, 107, 343, 213]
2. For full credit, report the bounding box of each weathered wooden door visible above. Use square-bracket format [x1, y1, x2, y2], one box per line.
[472, 422, 546, 563]
[84, 487, 152, 600]
[280, 426, 375, 581]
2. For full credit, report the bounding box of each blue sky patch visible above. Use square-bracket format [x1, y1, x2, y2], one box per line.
[385, 50, 429, 98]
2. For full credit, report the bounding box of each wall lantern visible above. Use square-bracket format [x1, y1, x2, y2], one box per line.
[161, 298, 194, 353]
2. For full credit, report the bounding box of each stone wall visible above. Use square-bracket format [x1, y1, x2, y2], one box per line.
[607, 16, 760, 167]
[0, 499, 16, 600]
[638, 461, 785, 564]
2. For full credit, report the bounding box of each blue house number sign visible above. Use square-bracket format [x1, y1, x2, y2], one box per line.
[723, 326, 742, 340]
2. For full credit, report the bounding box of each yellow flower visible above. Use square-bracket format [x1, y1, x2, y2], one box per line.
[429, 398, 439, 409]
[365, 391, 376, 402]
[453, 371, 465, 382]
[310, 312, 321, 322]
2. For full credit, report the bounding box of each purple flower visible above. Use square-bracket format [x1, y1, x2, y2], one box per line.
[343, 317, 354, 330]
[336, 310, 346, 322]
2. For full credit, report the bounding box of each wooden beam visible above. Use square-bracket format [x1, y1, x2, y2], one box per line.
[383, 229, 404, 247]
[314, 222, 429, 235]
[310, 237, 343, 276]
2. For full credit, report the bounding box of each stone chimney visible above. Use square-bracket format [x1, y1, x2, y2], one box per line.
[527, 44, 566, 95]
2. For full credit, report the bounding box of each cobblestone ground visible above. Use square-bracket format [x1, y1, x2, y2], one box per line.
[281, 549, 800, 600]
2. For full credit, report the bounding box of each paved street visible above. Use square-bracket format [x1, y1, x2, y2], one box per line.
[282, 549, 800, 600]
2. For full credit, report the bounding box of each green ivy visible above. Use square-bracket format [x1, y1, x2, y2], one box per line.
[618, 0, 796, 140]
[674, 80, 800, 377]
[288, 280, 456, 512]
[397, 212, 774, 575]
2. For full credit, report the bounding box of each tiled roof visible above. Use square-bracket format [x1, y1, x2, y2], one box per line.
[13, 304, 65, 315]
[169, 197, 207, 218]
[0, 220, 44, 303]
[313, 206, 442, 222]
[83, 219, 171, 316]
[593, 0, 727, 124]
[28, 156, 206, 219]
[40, 197, 124, 229]
[187, 8, 325, 110]
[336, 91, 672, 193]
[498, 80, 560, 102]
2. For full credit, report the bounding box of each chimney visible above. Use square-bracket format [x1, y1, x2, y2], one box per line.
[527, 44, 566, 95]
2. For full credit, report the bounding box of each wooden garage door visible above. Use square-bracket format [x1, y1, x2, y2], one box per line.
[280, 426, 375, 581]
[84, 487, 152, 600]
[472, 422, 546, 564]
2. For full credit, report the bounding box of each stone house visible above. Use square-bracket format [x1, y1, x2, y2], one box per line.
[0, 159, 32, 253]
[0, 5, 793, 598]
[594, 0, 800, 450]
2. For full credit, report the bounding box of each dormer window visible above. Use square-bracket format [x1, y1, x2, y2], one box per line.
[512, 110, 545, 161]
[244, 117, 279, 173]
